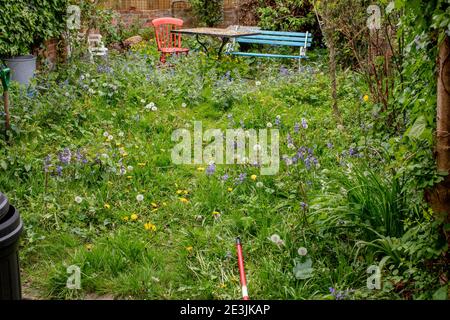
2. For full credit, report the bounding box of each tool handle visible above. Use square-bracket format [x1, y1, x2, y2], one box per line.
[236, 237, 249, 300]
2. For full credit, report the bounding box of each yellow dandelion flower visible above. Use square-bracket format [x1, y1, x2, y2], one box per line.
[115, 142, 121, 147]
[130, 213, 138, 221]
[179, 197, 189, 204]
[251, 174, 257, 181]
[144, 222, 157, 231]
[122, 216, 129, 222]
[85, 244, 93, 251]
[151, 202, 158, 208]
[107, 181, 113, 185]
[138, 162, 146, 167]
[186, 246, 193, 252]
[127, 175, 133, 179]
[176, 189, 183, 194]
[104, 203, 111, 209]
[212, 211, 220, 216]
[227, 187, 233, 192]
[123, 152, 128, 157]
[183, 190, 189, 195]
[197, 167, 205, 172]
[363, 95, 369, 102]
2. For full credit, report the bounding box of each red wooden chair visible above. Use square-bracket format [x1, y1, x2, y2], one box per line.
[152, 17, 189, 63]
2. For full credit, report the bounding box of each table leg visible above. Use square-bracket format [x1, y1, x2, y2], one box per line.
[218, 37, 230, 59]
[196, 34, 209, 55]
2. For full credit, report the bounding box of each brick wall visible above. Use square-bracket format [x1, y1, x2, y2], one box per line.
[116, 7, 238, 29]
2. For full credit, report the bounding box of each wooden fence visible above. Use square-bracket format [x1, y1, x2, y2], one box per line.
[102, 0, 237, 10]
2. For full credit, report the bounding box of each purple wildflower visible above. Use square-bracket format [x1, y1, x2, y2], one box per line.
[44, 155, 52, 173]
[235, 173, 246, 184]
[221, 173, 229, 181]
[301, 118, 308, 129]
[300, 202, 308, 210]
[287, 133, 293, 145]
[279, 66, 289, 76]
[206, 163, 216, 176]
[59, 148, 72, 165]
[327, 142, 334, 149]
[56, 165, 63, 176]
[294, 122, 300, 133]
[275, 117, 281, 126]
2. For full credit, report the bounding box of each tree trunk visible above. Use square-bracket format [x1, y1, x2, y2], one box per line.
[428, 35, 450, 224]
[328, 37, 341, 120]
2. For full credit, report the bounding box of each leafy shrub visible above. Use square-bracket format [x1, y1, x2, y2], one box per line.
[0, 0, 68, 57]
[189, 0, 224, 27]
[257, 0, 319, 34]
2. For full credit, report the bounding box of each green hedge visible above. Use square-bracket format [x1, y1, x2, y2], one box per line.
[0, 0, 68, 57]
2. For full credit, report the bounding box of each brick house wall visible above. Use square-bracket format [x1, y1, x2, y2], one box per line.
[116, 7, 238, 29]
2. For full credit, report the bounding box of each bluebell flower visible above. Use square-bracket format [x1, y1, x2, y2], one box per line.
[301, 118, 308, 129]
[327, 142, 334, 149]
[59, 148, 72, 165]
[221, 173, 229, 181]
[206, 163, 216, 176]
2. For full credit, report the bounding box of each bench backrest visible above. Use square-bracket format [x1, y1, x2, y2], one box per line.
[235, 31, 313, 48]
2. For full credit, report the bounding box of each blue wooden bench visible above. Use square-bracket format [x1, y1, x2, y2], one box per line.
[228, 29, 313, 60]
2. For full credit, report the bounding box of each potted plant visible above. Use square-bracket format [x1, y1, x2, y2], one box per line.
[0, 0, 37, 85]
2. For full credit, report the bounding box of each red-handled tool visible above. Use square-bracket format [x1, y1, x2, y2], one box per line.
[236, 237, 249, 300]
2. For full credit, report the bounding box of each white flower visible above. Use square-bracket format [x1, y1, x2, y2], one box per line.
[151, 106, 158, 111]
[118, 131, 124, 137]
[337, 124, 344, 131]
[267, 122, 273, 128]
[269, 234, 284, 245]
[64, 92, 70, 97]
[285, 158, 293, 166]
[127, 165, 133, 171]
[80, 75, 85, 80]
[107, 135, 114, 141]
[256, 181, 264, 188]
[253, 144, 261, 151]
[85, 73, 90, 78]
[140, 99, 146, 104]
[182, 102, 187, 108]
[298, 247, 308, 256]
[91, 79, 96, 83]
[88, 88, 95, 95]
[103, 131, 109, 137]
[136, 194, 144, 202]
[255, 81, 261, 86]
[101, 153, 109, 159]
[74, 196, 83, 204]
[276, 115, 281, 119]
[145, 102, 155, 110]
[288, 143, 295, 149]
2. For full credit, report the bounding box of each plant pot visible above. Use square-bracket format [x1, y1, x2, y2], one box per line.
[4, 55, 37, 86]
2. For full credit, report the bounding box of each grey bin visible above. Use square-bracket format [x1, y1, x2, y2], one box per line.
[4, 55, 37, 86]
[0, 192, 23, 300]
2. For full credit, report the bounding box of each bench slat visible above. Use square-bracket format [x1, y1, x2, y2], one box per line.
[231, 52, 308, 59]
[238, 35, 312, 43]
[236, 38, 312, 47]
[258, 30, 310, 37]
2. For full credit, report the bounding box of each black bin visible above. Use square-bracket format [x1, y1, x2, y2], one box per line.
[0, 192, 23, 300]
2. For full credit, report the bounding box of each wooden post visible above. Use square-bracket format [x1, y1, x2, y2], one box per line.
[3, 90, 10, 136]
[427, 35, 450, 233]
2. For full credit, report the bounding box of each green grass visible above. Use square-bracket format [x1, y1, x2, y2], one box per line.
[0, 42, 445, 300]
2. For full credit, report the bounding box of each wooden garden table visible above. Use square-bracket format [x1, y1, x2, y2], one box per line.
[171, 27, 260, 58]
